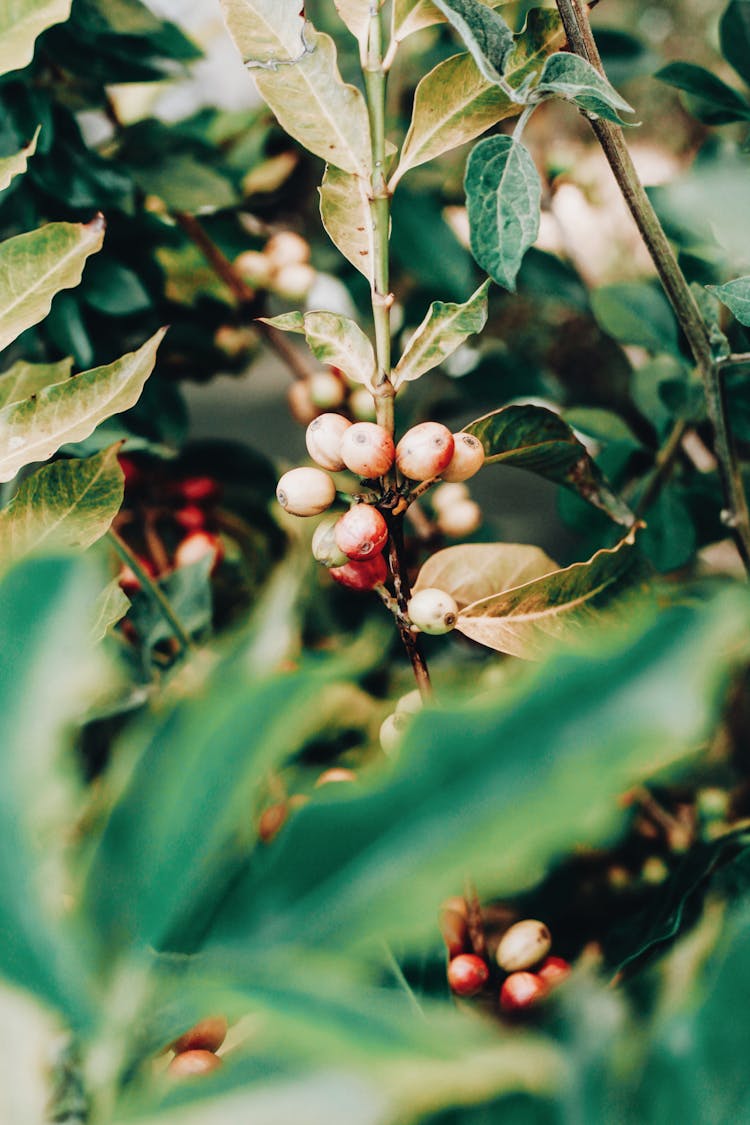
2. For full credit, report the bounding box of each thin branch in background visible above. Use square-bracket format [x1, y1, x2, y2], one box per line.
[554, 0, 750, 573]
[634, 419, 688, 518]
[108, 528, 193, 655]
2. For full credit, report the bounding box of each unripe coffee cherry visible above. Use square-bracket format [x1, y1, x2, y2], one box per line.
[496, 920, 552, 973]
[538, 956, 571, 988]
[316, 767, 357, 786]
[329, 553, 387, 591]
[447, 954, 490, 997]
[287, 380, 319, 425]
[395, 689, 423, 716]
[500, 972, 547, 1013]
[175, 531, 223, 571]
[234, 249, 273, 288]
[310, 370, 346, 410]
[432, 482, 470, 513]
[277, 467, 336, 516]
[350, 387, 377, 421]
[379, 711, 408, 756]
[396, 422, 455, 481]
[306, 413, 352, 472]
[265, 230, 310, 268]
[335, 505, 388, 560]
[275, 262, 315, 300]
[441, 433, 485, 483]
[172, 1017, 228, 1055]
[437, 499, 482, 538]
[168, 1050, 222, 1078]
[340, 422, 395, 478]
[407, 588, 458, 635]
[312, 515, 349, 568]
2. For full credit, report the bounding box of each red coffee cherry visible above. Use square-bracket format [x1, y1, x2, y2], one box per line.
[538, 956, 571, 988]
[340, 422, 395, 478]
[117, 454, 143, 491]
[172, 1017, 228, 1055]
[496, 920, 552, 973]
[175, 531, 223, 572]
[306, 413, 352, 471]
[395, 422, 454, 481]
[178, 476, 221, 504]
[329, 552, 388, 591]
[168, 1050, 222, 1078]
[175, 504, 207, 533]
[277, 467, 336, 516]
[441, 433, 485, 483]
[447, 954, 490, 997]
[500, 972, 547, 1012]
[334, 505, 388, 560]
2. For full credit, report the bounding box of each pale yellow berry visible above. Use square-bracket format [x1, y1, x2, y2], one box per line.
[274, 263, 316, 300]
[432, 482, 470, 513]
[266, 231, 310, 268]
[437, 499, 482, 538]
[395, 689, 423, 716]
[234, 250, 273, 288]
[496, 920, 552, 973]
[350, 387, 377, 421]
[276, 467, 336, 517]
[441, 433, 485, 483]
[306, 413, 352, 471]
[310, 371, 346, 409]
[379, 712, 409, 756]
[408, 588, 458, 635]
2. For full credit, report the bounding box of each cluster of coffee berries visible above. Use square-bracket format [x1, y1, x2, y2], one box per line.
[276, 414, 485, 595]
[441, 902, 570, 1015]
[167, 1016, 227, 1079]
[431, 482, 482, 539]
[235, 230, 315, 301]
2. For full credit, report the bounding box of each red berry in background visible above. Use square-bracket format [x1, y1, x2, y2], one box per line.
[168, 1050, 222, 1078]
[172, 1017, 228, 1055]
[340, 422, 395, 478]
[175, 504, 207, 533]
[447, 954, 490, 997]
[118, 454, 143, 491]
[118, 557, 156, 595]
[329, 552, 388, 591]
[538, 956, 571, 988]
[178, 476, 221, 505]
[334, 504, 388, 560]
[499, 972, 547, 1013]
[175, 531, 224, 572]
[395, 422, 454, 481]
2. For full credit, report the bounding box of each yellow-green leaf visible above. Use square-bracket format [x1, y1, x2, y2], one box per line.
[253, 29, 371, 176]
[219, 0, 305, 64]
[319, 166, 375, 285]
[260, 311, 376, 386]
[414, 541, 557, 607]
[334, 0, 383, 50]
[0, 216, 105, 353]
[0, 0, 72, 77]
[393, 280, 490, 386]
[0, 358, 73, 410]
[0, 127, 40, 192]
[0, 328, 165, 483]
[91, 579, 131, 643]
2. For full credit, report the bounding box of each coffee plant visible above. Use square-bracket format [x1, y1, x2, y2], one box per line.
[4, 0, 750, 1121]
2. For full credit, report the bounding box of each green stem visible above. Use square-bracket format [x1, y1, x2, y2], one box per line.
[554, 0, 750, 573]
[108, 529, 193, 655]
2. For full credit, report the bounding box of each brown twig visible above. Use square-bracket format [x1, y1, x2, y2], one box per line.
[388, 518, 432, 700]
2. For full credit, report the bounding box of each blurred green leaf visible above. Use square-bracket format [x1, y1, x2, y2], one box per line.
[720, 0, 750, 87]
[591, 282, 681, 356]
[430, 0, 514, 84]
[0, 0, 71, 76]
[657, 62, 750, 126]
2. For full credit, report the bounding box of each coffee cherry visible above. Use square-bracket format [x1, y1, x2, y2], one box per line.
[436, 499, 482, 538]
[500, 972, 547, 1013]
[395, 689, 423, 716]
[306, 413, 352, 472]
[329, 553, 388, 591]
[396, 422, 455, 481]
[379, 711, 408, 756]
[175, 531, 223, 571]
[447, 954, 489, 997]
[265, 230, 310, 268]
[496, 920, 552, 973]
[538, 956, 571, 988]
[118, 454, 142, 491]
[432, 482, 470, 513]
[287, 380, 319, 425]
[214, 324, 256, 358]
[277, 467, 336, 516]
[407, 588, 458, 635]
[310, 371, 346, 410]
[175, 505, 207, 533]
[275, 262, 316, 300]
[179, 476, 221, 505]
[316, 768, 357, 786]
[335, 505, 388, 560]
[235, 249, 273, 288]
[258, 802, 288, 843]
[172, 1017, 228, 1055]
[340, 423, 395, 479]
[441, 433, 485, 483]
[312, 515, 349, 568]
[168, 1050, 222, 1078]
[350, 387, 377, 421]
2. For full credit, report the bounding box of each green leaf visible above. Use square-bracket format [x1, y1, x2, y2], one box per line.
[0, 446, 124, 563]
[464, 403, 634, 525]
[319, 166, 374, 285]
[128, 556, 213, 655]
[591, 282, 681, 355]
[0, 358, 73, 410]
[414, 541, 557, 607]
[429, 0, 514, 84]
[0, 216, 105, 353]
[454, 530, 648, 658]
[394, 9, 564, 183]
[720, 0, 750, 87]
[91, 578, 130, 643]
[392, 0, 511, 43]
[392, 280, 490, 386]
[251, 29, 371, 177]
[0, 328, 165, 483]
[657, 61, 750, 125]
[708, 276, 750, 326]
[219, 0, 305, 65]
[0, 126, 40, 192]
[537, 52, 635, 123]
[464, 134, 541, 292]
[0, 0, 72, 76]
[260, 311, 377, 386]
[211, 587, 748, 952]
